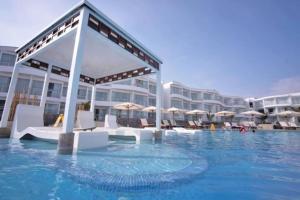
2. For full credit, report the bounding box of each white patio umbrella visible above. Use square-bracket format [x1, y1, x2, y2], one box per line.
[240, 110, 264, 117]
[142, 106, 165, 120]
[240, 110, 264, 122]
[215, 111, 236, 117]
[277, 110, 300, 122]
[114, 102, 144, 126]
[186, 109, 207, 120]
[167, 107, 184, 121]
[215, 111, 236, 122]
[277, 110, 300, 117]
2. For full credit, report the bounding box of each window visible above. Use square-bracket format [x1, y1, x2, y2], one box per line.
[47, 82, 62, 98]
[77, 87, 87, 100]
[134, 94, 147, 106]
[135, 79, 148, 89]
[191, 92, 199, 100]
[292, 96, 300, 105]
[96, 91, 108, 101]
[15, 78, 30, 94]
[191, 103, 200, 110]
[183, 101, 190, 110]
[30, 80, 43, 96]
[203, 93, 212, 100]
[0, 53, 16, 66]
[149, 84, 156, 94]
[149, 98, 156, 106]
[111, 91, 130, 102]
[264, 98, 275, 106]
[171, 99, 182, 108]
[204, 104, 213, 112]
[87, 89, 92, 100]
[62, 86, 68, 97]
[45, 103, 59, 114]
[277, 97, 289, 104]
[183, 89, 190, 98]
[95, 107, 109, 121]
[171, 86, 182, 95]
[0, 75, 10, 92]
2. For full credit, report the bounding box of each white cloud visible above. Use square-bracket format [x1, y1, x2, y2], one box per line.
[270, 76, 300, 95]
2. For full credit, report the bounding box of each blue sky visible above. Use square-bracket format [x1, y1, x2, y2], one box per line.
[0, 0, 299, 97]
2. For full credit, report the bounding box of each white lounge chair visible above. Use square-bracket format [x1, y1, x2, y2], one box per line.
[76, 113, 153, 143]
[11, 105, 108, 150]
[224, 122, 232, 130]
[279, 121, 290, 129]
[288, 122, 300, 129]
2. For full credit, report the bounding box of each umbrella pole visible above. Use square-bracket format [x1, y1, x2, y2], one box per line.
[127, 108, 129, 127]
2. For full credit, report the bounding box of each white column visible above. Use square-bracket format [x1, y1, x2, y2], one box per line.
[155, 69, 161, 131]
[40, 65, 52, 108]
[0, 63, 20, 127]
[90, 85, 96, 112]
[62, 8, 88, 133]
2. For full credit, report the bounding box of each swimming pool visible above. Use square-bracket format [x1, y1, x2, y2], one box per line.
[1, 131, 300, 200]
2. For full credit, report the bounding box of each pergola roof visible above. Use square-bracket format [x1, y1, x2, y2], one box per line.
[16, 0, 162, 85]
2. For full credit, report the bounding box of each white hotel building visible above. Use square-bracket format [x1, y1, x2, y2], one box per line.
[1, 45, 248, 123]
[247, 94, 300, 124]
[163, 81, 248, 120]
[1, 45, 299, 124]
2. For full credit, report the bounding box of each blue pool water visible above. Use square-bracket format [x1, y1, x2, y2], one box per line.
[1, 131, 300, 200]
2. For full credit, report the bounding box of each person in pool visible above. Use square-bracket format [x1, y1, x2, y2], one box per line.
[240, 126, 247, 133]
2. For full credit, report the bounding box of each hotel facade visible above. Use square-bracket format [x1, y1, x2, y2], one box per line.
[1, 45, 300, 124]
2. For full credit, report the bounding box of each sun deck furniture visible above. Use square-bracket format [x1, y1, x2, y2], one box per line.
[187, 121, 197, 129]
[231, 122, 242, 130]
[11, 105, 108, 150]
[224, 122, 232, 129]
[140, 118, 155, 128]
[288, 122, 300, 129]
[279, 121, 290, 129]
[161, 120, 171, 129]
[169, 119, 183, 128]
[173, 127, 202, 134]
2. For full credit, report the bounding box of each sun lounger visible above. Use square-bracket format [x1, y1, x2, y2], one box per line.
[187, 121, 197, 129]
[279, 121, 290, 129]
[161, 120, 171, 129]
[169, 119, 183, 128]
[224, 122, 232, 129]
[173, 127, 202, 134]
[231, 122, 241, 129]
[194, 120, 203, 128]
[91, 114, 153, 143]
[11, 105, 108, 150]
[288, 122, 300, 129]
[140, 118, 154, 128]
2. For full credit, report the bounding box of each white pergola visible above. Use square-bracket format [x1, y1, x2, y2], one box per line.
[0, 1, 162, 135]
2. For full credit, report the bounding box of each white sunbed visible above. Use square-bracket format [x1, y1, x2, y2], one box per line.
[224, 122, 232, 129]
[77, 112, 153, 143]
[288, 122, 300, 129]
[11, 104, 108, 150]
[279, 121, 290, 129]
[173, 127, 202, 134]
